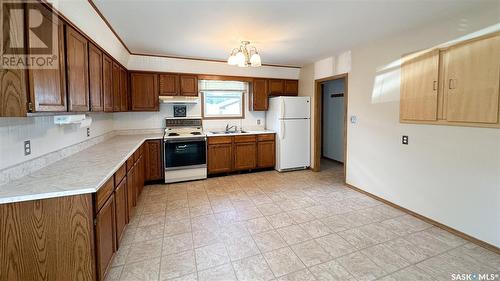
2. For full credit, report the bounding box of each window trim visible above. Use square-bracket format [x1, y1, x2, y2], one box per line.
[201, 91, 246, 120]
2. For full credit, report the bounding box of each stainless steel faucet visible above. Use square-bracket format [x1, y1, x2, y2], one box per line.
[225, 124, 237, 132]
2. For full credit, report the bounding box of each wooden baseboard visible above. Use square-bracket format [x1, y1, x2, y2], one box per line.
[344, 183, 500, 255]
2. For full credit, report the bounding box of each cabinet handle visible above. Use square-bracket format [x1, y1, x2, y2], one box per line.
[432, 81, 438, 91]
[448, 79, 456, 90]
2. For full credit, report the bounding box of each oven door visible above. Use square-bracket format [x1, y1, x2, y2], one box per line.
[164, 137, 206, 170]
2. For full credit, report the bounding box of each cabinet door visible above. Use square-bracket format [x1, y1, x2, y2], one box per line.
[95, 194, 116, 281]
[120, 67, 128, 111]
[400, 49, 439, 121]
[89, 43, 103, 111]
[179, 75, 198, 96]
[65, 26, 89, 112]
[159, 74, 179, 96]
[257, 141, 275, 168]
[130, 72, 159, 111]
[115, 177, 127, 247]
[138, 155, 145, 196]
[268, 79, 284, 95]
[284, 80, 298, 96]
[444, 35, 500, 123]
[145, 140, 163, 181]
[252, 79, 268, 111]
[126, 165, 137, 218]
[233, 142, 257, 171]
[112, 62, 121, 112]
[28, 5, 67, 112]
[208, 144, 233, 174]
[103, 55, 113, 112]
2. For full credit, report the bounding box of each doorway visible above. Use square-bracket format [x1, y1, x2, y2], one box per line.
[313, 73, 348, 183]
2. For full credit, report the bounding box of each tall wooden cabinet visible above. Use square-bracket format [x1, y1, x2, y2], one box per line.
[89, 43, 104, 111]
[400, 32, 500, 128]
[65, 26, 90, 112]
[112, 62, 121, 112]
[130, 72, 159, 111]
[103, 55, 114, 112]
[27, 4, 67, 113]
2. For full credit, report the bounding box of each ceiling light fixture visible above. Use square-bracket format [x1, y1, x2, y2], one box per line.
[227, 41, 261, 67]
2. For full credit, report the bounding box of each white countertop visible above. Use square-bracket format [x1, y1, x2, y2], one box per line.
[0, 134, 163, 204]
[205, 130, 275, 137]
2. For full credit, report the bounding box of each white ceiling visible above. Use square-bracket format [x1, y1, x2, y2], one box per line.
[93, 0, 498, 67]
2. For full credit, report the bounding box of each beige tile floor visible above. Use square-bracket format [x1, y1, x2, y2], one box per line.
[106, 160, 500, 281]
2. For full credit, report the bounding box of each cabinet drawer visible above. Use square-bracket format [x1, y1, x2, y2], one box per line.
[115, 163, 126, 187]
[257, 134, 275, 141]
[95, 177, 114, 213]
[126, 156, 134, 172]
[208, 136, 233, 144]
[234, 135, 256, 143]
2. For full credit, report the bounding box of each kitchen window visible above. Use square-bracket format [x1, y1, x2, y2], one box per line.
[200, 80, 246, 119]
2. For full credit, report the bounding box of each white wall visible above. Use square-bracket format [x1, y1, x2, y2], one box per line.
[0, 113, 114, 171]
[322, 79, 345, 162]
[346, 15, 500, 246]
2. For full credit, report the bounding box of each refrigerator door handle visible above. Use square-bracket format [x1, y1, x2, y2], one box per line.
[280, 99, 285, 118]
[280, 121, 285, 140]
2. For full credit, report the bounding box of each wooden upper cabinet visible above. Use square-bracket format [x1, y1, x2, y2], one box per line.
[112, 62, 121, 112]
[444, 34, 500, 124]
[130, 72, 159, 111]
[400, 49, 439, 121]
[159, 74, 179, 96]
[179, 75, 198, 96]
[268, 79, 285, 95]
[251, 79, 268, 111]
[95, 194, 116, 281]
[284, 80, 299, 96]
[144, 140, 163, 181]
[89, 43, 103, 112]
[103, 55, 113, 112]
[120, 67, 128, 111]
[28, 5, 67, 112]
[65, 26, 89, 112]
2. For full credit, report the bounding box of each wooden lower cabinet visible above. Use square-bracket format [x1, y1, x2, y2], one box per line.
[0, 194, 94, 281]
[145, 140, 163, 182]
[127, 163, 137, 218]
[208, 143, 233, 174]
[257, 141, 275, 168]
[234, 142, 257, 170]
[95, 193, 116, 281]
[208, 134, 275, 174]
[114, 177, 127, 247]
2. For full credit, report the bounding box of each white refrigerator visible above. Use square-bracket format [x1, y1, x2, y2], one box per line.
[266, 96, 311, 171]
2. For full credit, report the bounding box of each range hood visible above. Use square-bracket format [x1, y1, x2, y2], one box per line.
[159, 96, 199, 104]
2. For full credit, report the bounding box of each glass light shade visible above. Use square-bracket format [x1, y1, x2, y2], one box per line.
[227, 55, 238, 65]
[250, 53, 261, 67]
[235, 51, 246, 66]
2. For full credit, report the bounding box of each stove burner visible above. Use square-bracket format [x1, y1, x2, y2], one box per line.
[191, 132, 202, 135]
[168, 133, 180, 136]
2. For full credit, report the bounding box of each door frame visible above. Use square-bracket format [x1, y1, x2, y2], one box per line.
[313, 73, 348, 183]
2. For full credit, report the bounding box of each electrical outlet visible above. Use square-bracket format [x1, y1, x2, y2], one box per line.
[87, 128, 90, 137]
[350, 115, 357, 124]
[402, 135, 409, 145]
[257, 119, 261, 125]
[24, 140, 31, 156]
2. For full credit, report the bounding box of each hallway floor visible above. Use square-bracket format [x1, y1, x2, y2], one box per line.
[106, 162, 500, 281]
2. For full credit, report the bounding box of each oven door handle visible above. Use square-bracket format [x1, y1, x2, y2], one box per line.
[165, 137, 206, 143]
